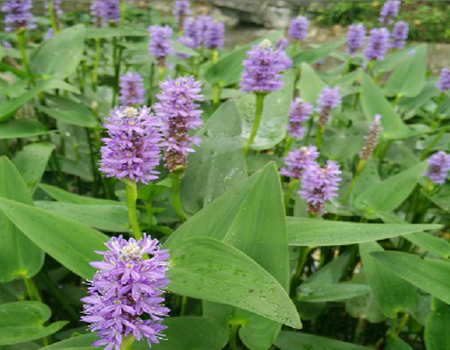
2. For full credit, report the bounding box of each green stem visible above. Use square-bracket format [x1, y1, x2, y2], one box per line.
[120, 0, 126, 28]
[121, 335, 135, 350]
[22, 276, 42, 302]
[285, 178, 299, 211]
[17, 31, 35, 85]
[344, 56, 353, 75]
[92, 38, 101, 91]
[290, 246, 312, 296]
[171, 171, 186, 222]
[158, 66, 165, 82]
[85, 129, 99, 197]
[180, 295, 188, 316]
[292, 40, 299, 59]
[124, 180, 143, 240]
[47, 0, 59, 34]
[421, 126, 450, 160]
[211, 49, 219, 65]
[342, 159, 366, 204]
[112, 44, 124, 107]
[316, 125, 325, 151]
[229, 323, 240, 350]
[244, 93, 265, 156]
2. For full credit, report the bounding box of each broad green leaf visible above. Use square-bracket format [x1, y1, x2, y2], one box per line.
[360, 73, 413, 139]
[0, 198, 108, 279]
[350, 158, 380, 204]
[287, 217, 440, 246]
[36, 96, 98, 128]
[389, 338, 413, 350]
[181, 101, 247, 214]
[275, 331, 369, 350]
[168, 236, 300, 329]
[85, 27, 147, 39]
[40, 334, 96, 349]
[354, 161, 428, 213]
[297, 283, 370, 303]
[0, 158, 44, 282]
[238, 72, 294, 150]
[13, 142, 55, 193]
[399, 81, 441, 114]
[298, 63, 326, 103]
[385, 44, 427, 98]
[0, 301, 68, 345]
[30, 25, 85, 79]
[293, 40, 345, 66]
[372, 251, 450, 305]
[35, 201, 130, 233]
[425, 299, 450, 350]
[360, 242, 418, 318]
[0, 120, 49, 140]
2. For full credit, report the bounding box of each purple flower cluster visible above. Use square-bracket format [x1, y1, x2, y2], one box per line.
[240, 39, 292, 93]
[149, 25, 173, 67]
[299, 160, 342, 216]
[287, 98, 313, 139]
[364, 27, 390, 61]
[289, 16, 308, 41]
[180, 16, 224, 51]
[1, 0, 36, 32]
[81, 235, 170, 350]
[182, 17, 201, 48]
[119, 72, 146, 107]
[360, 115, 382, 160]
[100, 106, 161, 184]
[205, 21, 225, 49]
[380, 0, 401, 26]
[392, 20, 409, 49]
[91, 0, 121, 27]
[437, 68, 450, 91]
[281, 146, 319, 179]
[173, 0, 190, 29]
[425, 151, 450, 184]
[317, 86, 342, 126]
[155, 76, 204, 172]
[347, 23, 366, 56]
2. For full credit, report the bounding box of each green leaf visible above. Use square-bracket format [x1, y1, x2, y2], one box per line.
[0, 120, 49, 140]
[298, 63, 326, 103]
[168, 236, 301, 329]
[297, 283, 370, 303]
[287, 217, 440, 246]
[85, 27, 147, 39]
[360, 73, 413, 139]
[354, 161, 428, 213]
[360, 242, 418, 318]
[372, 251, 450, 305]
[385, 44, 427, 98]
[0, 157, 44, 282]
[275, 330, 370, 350]
[293, 40, 345, 66]
[35, 201, 130, 233]
[181, 101, 247, 214]
[425, 299, 450, 350]
[40, 334, 96, 349]
[13, 142, 55, 193]
[0, 301, 68, 345]
[0, 198, 108, 279]
[30, 25, 86, 79]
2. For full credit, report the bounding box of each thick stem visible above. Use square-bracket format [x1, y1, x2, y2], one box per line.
[120, 0, 126, 28]
[17, 31, 35, 85]
[124, 180, 143, 240]
[22, 276, 42, 302]
[121, 335, 135, 350]
[158, 66, 165, 82]
[316, 124, 325, 151]
[244, 93, 265, 156]
[92, 38, 101, 91]
[47, 0, 59, 34]
[171, 171, 186, 222]
[229, 323, 240, 350]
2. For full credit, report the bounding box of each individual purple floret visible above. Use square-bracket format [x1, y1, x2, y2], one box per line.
[155, 76, 204, 172]
[91, 0, 121, 27]
[360, 115, 382, 160]
[317, 86, 342, 126]
[240, 39, 292, 93]
[364, 27, 390, 61]
[299, 160, 342, 216]
[425, 151, 450, 184]
[287, 98, 313, 139]
[183, 17, 201, 49]
[81, 235, 170, 350]
[280, 146, 319, 179]
[437, 67, 450, 91]
[347, 23, 366, 56]
[2, 41, 13, 49]
[174, 0, 190, 30]
[380, 0, 401, 26]
[149, 25, 173, 67]
[204, 21, 225, 50]
[1, 0, 36, 32]
[100, 106, 161, 184]
[289, 16, 308, 41]
[119, 72, 145, 107]
[391, 20, 409, 49]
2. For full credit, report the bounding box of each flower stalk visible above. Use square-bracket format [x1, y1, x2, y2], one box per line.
[244, 93, 265, 155]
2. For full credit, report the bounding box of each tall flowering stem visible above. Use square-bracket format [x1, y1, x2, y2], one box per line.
[17, 31, 35, 85]
[244, 93, 265, 156]
[120, 0, 126, 28]
[124, 179, 143, 240]
[46, 0, 60, 34]
[316, 86, 342, 150]
[289, 16, 308, 57]
[149, 25, 173, 81]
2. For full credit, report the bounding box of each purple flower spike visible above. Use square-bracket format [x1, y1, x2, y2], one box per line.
[155, 76, 204, 172]
[437, 67, 450, 92]
[299, 160, 342, 216]
[425, 151, 450, 184]
[183, 17, 201, 49]
[289, 16, 308, 41]
[149, 25, 173, 67]
[317, 86, 342, 126]
[240, 39, 292, 93]
[100, 106, 161, 184]
[288, 98, 313, 139]
[81, 235, 170, 350]
[364, 27, 390, 61]
[380, 0, 401, 26]
[174, 0, 190, 29]
[197, 15, 213, 46]
[1, 0, 36, 32]
[119, 72, 146, 107]
[205, 21, 225, 50]
[360, 115, 382, 160]
[91, 0, 121, 27]
[347, 23, 366, 56]
[280, 146, 319, 179]
[392, 20, 409, 49]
